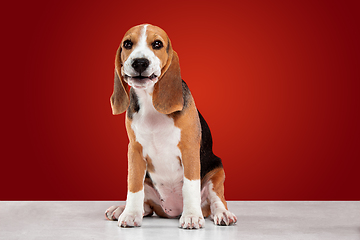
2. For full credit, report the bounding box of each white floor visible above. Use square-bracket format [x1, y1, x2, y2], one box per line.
[0, 201, 359, 240]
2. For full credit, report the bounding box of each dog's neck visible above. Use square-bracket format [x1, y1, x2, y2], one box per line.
[133, 84, 157, 115]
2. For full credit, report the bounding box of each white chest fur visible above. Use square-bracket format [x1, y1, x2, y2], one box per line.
[131, 87, 184, 211]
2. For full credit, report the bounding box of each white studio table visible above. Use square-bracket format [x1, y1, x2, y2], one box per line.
[1, 201, 359, 240]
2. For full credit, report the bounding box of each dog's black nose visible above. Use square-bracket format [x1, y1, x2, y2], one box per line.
[132, 58, 149, 74]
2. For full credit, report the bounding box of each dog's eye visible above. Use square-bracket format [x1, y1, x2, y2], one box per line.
[123, 40, 133, 50]
[152, 40, 163, 50]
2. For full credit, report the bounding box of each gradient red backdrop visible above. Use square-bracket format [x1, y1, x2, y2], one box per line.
[1, 0, 359, 200]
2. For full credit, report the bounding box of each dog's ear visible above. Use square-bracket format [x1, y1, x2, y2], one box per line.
[153, 51, 184, 114]
[110, 47, 130, 115]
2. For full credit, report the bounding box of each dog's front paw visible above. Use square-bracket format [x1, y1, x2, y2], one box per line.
[118, 210, 143, 228]
[211, 209, 237, 226]
[179, 213, 205, 229]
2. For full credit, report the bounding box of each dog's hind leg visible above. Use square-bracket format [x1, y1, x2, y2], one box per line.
[105, 202, 153, 220]
[206, 168, 237, 226]
[105, 205, 125, 221]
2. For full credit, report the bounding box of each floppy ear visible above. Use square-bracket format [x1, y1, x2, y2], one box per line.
[110, 47, 130, 115]
[153, 51, 184, 114]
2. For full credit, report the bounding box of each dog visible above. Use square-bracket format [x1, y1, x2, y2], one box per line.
[105, 24, 237, 229]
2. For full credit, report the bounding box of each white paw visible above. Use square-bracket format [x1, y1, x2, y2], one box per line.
[118, 210, 143, 227]
[179, 213, 205, 229]
[105, 205, 125, 221]
[211, 209, 237, 226]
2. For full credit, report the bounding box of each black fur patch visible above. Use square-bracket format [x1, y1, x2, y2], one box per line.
[169, 80, 191, 117]
[181, 80, 191, 110]
[198, 111, 223, 179]
[127, 88, 140, 119]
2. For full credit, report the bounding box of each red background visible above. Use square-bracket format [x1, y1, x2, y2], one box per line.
[1, 0, 359, 200]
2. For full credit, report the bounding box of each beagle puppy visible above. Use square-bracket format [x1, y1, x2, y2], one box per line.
[105, 24, 237, 229]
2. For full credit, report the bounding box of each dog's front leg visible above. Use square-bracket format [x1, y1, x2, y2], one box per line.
[118, 141, 146, 228]
[178, 138, 205, 229]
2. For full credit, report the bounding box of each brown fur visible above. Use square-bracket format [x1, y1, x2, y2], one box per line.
[200, 168, 228, 218]
[153, 51, 183, 114]
[125, 118, 147, 193]
[173, 97, 201, 181]
[209, 168, 228, 209]
[145, 155, 155, 173]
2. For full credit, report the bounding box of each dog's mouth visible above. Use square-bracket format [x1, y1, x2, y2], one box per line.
[125, 73, 158, 89]
[125, 73, 157, 80]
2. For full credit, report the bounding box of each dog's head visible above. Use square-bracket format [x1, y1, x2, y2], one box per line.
[111, 24, 183, 115]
